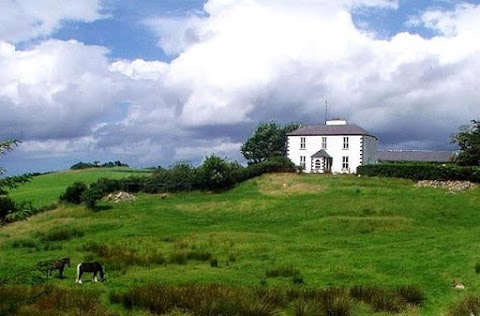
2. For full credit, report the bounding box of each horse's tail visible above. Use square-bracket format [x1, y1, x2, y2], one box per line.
[76, 263, 82, 282]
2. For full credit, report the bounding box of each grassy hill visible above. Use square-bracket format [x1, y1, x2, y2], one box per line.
[8, 167, 151, 208]
[1, 170, 480, 315]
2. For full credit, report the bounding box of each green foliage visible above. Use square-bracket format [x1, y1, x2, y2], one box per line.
[111, 284, 280, 316]
[241, 122, 300, 164]
[37, 226, 85, 242]
[358, 162, 480, 182]
[82, 186, 105, 209]
[70, 160, 129, 170]
[195, 155, 236, 191]
[0, 285, 116, 316]
[447, 296, 480, 316]
[83, 242, 166, 270]
[266, 266, 301, 278]
[0, 139, 31, 220]
[59, 181, 88, 204]
[9, 167, 149, 208]
[237, 156, 296, 181]
[451, 119, 480, 166]
[0, 197, 36, 224]
[4, 172, 480, 314]
[350, 285, 425, 313]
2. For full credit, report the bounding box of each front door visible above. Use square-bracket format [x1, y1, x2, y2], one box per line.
[312, 157, 332, 173]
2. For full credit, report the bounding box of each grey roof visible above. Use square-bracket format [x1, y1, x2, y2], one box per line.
[378, 150, 457, 163]
[311, 149, 331, 158]
[287, 124, 376, 138]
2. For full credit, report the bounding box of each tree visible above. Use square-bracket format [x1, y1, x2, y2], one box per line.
[451, 119, 480, 166]
[196, 155, 236, 191]
[1, 139, 31, 223]
[0, 139, 20, 176]
[0, 139, 30, 195]
[241, 122, 300, 165]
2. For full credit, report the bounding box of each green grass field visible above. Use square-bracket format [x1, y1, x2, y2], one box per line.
[1, 170, 480, 315]
[8, 167, 151, 208]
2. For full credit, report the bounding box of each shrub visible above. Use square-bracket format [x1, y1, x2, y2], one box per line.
[111, 284, 280, 316]
[266, 266, 301, 278]
[315, 287, 354, 316]
[475, 262, 480, 274]
[358, 163, 480, 182]
[82, 243, 165, 270]
[11, 238, 40, 250]
[37, 226, 84, 242]
[447, 296, 480, 316]
[60, 182, 88, 204]
[0, 196, 19, 222]
[350, 284, 424, 313]
[196, 155, 236, 191]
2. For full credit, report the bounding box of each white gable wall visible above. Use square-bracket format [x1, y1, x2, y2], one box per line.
[287, 134, 377, 174]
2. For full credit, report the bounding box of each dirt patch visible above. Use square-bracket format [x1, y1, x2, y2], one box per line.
[416, 180, 477, 192]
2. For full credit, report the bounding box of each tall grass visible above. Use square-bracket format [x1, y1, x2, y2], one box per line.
[0, 285, 116, 316]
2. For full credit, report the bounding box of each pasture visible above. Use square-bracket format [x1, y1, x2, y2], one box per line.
[1, 170, 480, 315]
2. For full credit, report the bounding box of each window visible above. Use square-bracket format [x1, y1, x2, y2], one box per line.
[342, 156, 349, 170]
[321, 137, 327, 149]
[343, 137, 349, 149]
[300, 156, 306, 169]
[300, 137, 306, 149]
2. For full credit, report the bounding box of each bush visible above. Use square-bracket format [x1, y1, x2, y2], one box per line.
[0, 196, 18, 222]
[196, 155, 236, 191]
[60, 182, 88, 204]
[37, 226, 84, 242]
[447, 296, 480, 316]
[0, 197, 35, 224]
[358, 163, 480, 182]
[266, 266, 301, 278]
[111, 284, 280, 316]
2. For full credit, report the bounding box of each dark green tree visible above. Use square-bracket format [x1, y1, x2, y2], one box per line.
[241, 122, 300, 165]
[451, 119, 480, 166]
[1, 139, 31, 222]
[196, 155, 236, 191]
[0, 139, 30, 195]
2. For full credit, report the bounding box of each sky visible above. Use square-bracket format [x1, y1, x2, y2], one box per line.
[1, 0, 480, 175]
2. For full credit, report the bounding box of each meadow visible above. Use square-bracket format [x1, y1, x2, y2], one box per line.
[1, 170, 480, 315]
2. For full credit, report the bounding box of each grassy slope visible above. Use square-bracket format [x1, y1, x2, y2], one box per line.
[1, 171, 480, 315]
[8, 167, 151, 208]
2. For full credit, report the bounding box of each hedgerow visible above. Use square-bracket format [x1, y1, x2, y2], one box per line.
[357, 163, 480, 182]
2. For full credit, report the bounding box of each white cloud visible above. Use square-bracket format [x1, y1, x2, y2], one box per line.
[0, 0, 106, 43]
[3, 0, 480, 173]
[412, 3, 480, 37]
[140, 0, 480, 151]
[0, 39, 121, 139]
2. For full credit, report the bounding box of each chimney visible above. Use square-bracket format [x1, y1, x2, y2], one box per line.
[326, 119, 347, 126]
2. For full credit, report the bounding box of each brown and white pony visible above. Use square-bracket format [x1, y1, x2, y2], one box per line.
[35, 257, 71, 279]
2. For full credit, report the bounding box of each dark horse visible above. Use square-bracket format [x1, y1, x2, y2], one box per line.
[76, 262, 105, 284]
[34, 257, 71, 279]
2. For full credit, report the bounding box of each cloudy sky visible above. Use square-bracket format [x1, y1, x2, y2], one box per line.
[1, 0, 479, 175]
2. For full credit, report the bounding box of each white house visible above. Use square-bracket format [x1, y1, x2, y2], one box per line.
[286, 119, 378, 174]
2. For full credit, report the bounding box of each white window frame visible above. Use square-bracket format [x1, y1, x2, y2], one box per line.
[343, 137, 349, 150]
[321, 137, 327, 149]
[342, 156, 349, 170]
[300, 156, 306, 169]
[300, 137, 306, 149]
